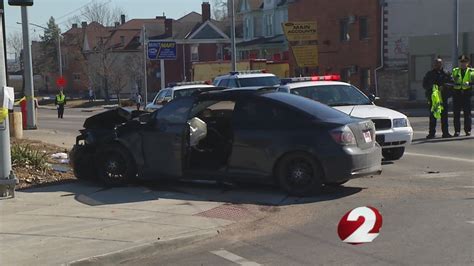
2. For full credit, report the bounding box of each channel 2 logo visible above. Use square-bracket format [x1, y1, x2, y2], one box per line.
[337, 206, 383, 245]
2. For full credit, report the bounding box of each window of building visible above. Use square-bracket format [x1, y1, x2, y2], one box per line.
[190, 45, 199, 61]
[244, 18, 251, 39]
[216, 44, 223, 60]
[265, 14, 274, 36]
[360, 68, 371, 91]
[340, 19, 350, 41]
[254, 16, 262, 37]
[359, 17, 368, 39]
[73, 73, 81, 81]
[340, 68, 351, 83]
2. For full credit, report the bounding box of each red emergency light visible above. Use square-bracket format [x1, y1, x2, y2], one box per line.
[281, 75, 341, 85]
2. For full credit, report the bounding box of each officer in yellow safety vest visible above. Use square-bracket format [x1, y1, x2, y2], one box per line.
[55, 90, 66, 119]
[452, 55, 473, 137]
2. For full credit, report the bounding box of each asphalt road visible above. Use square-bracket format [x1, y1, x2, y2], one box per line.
[123, 117, 474, 266]
[31, 109, 474, 265]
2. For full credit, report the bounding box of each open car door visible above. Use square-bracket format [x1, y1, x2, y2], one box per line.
[142, 97, 195, 178]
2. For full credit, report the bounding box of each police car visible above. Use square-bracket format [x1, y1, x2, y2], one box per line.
[213, 70, 280, 89]
[278, 75, 413, 161]
[145, 81, 216, 111]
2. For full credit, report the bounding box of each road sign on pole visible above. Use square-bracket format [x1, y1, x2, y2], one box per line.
[147, 41, 177, 60]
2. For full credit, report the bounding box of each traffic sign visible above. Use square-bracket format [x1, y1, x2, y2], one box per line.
[147, 41, 177, 60]
[56, 76, 66, 88]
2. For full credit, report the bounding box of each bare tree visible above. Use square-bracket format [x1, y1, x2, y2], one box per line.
[123, 53, 143, 94]
[109, 64, 129, 104]
[212, 0, 228, 20]
[63, 0, 126, 29]
[7, 31, 23, 60]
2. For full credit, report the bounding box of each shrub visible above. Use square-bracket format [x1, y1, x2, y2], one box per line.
[120, 100, 135, 107]
[11, 144, 50, 171]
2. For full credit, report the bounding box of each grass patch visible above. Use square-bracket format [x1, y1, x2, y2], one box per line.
[11, 144, 50, 171]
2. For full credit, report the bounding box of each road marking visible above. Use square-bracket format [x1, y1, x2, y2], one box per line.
[414, 172, 465, 179]
[467, 221, 474, 225]
[211, 249, 261, 266]
[404, 152, 474, 163]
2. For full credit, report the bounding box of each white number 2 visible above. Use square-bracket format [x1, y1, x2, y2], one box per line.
[343, 206, 379, 243]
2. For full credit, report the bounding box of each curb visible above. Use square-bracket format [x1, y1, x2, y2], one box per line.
[68, 229, 219, 265]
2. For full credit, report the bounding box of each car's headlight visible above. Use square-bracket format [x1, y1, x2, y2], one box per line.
[393, 118, 408, 128]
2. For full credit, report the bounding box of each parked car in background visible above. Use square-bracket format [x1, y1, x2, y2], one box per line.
[213, 70, 280, 89]
[278, 75, 413, 160]
[145, 81, 216, 111]
[70, 90, 382, 196]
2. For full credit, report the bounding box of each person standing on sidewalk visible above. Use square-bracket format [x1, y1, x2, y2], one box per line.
[55, 89, 66, 119]
[135, 92, 142, 111]
[423, 57, 453, 139]
[451, 55, 473, 137]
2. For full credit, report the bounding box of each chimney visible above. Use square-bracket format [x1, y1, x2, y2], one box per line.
[72, 23, 78, 29]
[81, 21, 87, 28]
[165, 18, 173, 37]
[202, 2, 211, 22]
[121, 14, 126, 25]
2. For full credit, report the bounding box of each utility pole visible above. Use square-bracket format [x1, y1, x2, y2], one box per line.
[452, 0, 459, 68]
[230, 0, 237, 71]
[0, 0, 18, 198]
[20, 6, 36, 129]
[142, 25, 148, 104]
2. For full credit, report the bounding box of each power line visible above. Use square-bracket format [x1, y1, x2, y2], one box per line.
[57, 0, 112, 25]
[55, 0, 95, 21]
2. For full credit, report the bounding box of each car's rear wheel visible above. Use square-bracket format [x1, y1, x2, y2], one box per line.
[70, 145, 96, 180]
[277, 153, 323, 197]
[382, 147, 405, 161]
[96, 144, 136, 186]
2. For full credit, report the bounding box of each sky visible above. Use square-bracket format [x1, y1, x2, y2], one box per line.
[5, 0, 206, 47]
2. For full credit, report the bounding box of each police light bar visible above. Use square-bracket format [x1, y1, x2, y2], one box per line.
[281, 75, 341, 85]
[168, 81, 211, 87]
[230, 70, 268, 75]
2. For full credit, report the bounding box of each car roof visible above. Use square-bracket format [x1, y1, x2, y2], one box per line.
[215, 73, 277, 79]
[282, 81, 351, 89]
[165, 84, 215, 91]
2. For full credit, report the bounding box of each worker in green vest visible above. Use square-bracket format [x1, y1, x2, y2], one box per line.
[452, 55, 473, 137]
[55, 89, 66, 119]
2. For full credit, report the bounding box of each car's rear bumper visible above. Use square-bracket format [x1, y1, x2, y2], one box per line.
[320, 144, 382, 183]
[376, 127, 413, 148]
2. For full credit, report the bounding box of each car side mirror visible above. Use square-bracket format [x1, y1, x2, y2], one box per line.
[369, 94, 380, 103]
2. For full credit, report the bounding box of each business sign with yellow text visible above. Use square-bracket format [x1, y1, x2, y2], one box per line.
[292, 45, 319, 67]
[282, 22, 318, 42]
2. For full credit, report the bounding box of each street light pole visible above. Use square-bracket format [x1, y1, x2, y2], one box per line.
[230, 0, 237, 71]
[20, 6, 36, 129]
[142, 25, 148, 105]
[452, 0, 459, 68]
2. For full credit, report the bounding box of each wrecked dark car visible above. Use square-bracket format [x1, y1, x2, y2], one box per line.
[70, 91, 382, 196]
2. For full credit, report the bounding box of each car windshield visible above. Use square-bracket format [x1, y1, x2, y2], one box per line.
[237, 76, 280, 87]
[291, 85, 372, 106]
[174, 87, 210, 99]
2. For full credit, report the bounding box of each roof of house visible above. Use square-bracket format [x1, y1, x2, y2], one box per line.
[236, 34, 286, 47]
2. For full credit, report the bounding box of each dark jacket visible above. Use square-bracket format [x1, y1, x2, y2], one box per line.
[423, 68, 452, 100]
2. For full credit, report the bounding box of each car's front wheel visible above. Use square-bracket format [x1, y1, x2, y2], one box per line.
[277, 152, 323, 197]
[96, 144, 137, 186]
[382, 147, 405, 161]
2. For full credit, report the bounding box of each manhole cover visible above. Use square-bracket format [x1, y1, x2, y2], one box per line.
[194, 204, 253, 221]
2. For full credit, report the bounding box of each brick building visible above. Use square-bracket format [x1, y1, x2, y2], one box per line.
[288, 0, 382, 94]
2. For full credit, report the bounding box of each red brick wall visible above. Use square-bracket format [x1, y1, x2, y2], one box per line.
[288, 0, 381, 93]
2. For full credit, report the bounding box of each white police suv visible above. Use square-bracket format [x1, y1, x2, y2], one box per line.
[145, 81, 216, 111]
[278, 75, 413, 160]
[213, 70, 280, 89]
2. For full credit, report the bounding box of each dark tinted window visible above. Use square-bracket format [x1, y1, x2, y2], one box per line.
[234, 98, 306, 129]
[359, 17, 368, 39]
[155, 97, 194, 124]
[291, 85, 371, 106]
[340, 19, 350, 41]
[174, 87, 210, 98]
[227, 78, 238, 88]
[219, 79, 229, 87]
[237, 76, 280, 87]
[263, 93, 351, 121]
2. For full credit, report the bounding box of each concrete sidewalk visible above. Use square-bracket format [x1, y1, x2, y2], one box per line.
[0, 182, 233, 265]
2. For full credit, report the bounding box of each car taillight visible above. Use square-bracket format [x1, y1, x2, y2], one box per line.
[330, 126, 356, 146]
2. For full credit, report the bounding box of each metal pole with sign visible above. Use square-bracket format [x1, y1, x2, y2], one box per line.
[142, 25, 148, 105]
[20, 6, 36, 129]
[147, 41, 177, 89]
[0, 2, 18, 198]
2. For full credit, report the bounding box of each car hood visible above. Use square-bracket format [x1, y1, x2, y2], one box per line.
[83, 108, 148, 129]
[332, 105, 407, 119]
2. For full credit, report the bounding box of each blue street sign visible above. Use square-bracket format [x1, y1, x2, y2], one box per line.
[147, 41, 177, 60]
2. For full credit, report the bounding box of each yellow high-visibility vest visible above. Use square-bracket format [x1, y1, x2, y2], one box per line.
[452, 67, 473, 90]
[431, 84, 443, 119]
